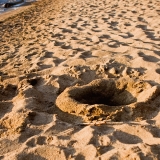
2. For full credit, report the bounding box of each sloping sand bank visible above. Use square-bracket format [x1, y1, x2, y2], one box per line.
[0, 0, 160, 159]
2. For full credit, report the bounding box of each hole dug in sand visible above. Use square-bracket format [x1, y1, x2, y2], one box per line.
[27, 78, 39, 86]
[56, 78, 160, 122]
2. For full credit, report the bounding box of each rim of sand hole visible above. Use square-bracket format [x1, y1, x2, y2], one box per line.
[55, 78, 160, 122]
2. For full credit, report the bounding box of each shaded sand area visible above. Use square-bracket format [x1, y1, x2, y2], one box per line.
[0, 0, 160, 159]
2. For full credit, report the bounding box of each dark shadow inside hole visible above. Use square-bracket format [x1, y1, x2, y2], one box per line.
[27, 79, 38, 86]
[73, 87, 136, 106]
[76, 91, 114, 105]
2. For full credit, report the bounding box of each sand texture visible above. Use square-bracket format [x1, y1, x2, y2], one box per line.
[0, 0, 160, 159]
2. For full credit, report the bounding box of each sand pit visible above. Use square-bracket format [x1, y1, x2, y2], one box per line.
[56, 78, 160, 122]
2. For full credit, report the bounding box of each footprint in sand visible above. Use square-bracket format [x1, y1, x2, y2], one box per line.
[113, 131, 142, 144]
[156, 68, 160, 74]
[0, 84, 17, 101]
[138, 52, 160, 62]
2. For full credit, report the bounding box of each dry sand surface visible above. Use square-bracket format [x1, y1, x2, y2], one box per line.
[0, 0, 160, 159]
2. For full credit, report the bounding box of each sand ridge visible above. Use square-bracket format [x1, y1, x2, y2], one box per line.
[0, 0, 160, 159]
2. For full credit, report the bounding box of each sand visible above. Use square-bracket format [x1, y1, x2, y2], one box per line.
[0, 0, 160, 159]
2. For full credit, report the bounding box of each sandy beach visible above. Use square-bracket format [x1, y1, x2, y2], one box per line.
[0, 0, 160, 159]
